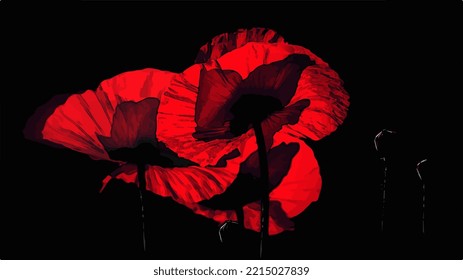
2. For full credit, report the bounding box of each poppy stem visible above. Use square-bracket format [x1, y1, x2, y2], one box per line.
[253, 121, 270, 259]
[235, 207, 244, 228]
[380, 158, 387, 233]
[416, 159, 427, 235]
[137, 163, 147, 254]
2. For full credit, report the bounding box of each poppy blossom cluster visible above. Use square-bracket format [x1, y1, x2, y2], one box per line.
[26, 28, 349, 235]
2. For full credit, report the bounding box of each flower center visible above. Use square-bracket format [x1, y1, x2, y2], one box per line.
[229, 94, 283, 136]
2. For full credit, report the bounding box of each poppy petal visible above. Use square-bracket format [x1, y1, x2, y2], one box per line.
[107, 132, 321, 235]
[244, 201, 296, 234]
[235, 54, 314, 106]
[157, 64, 255, 167]
[218, 42, 331, 74]
[194, 68, 243, 140]
[240, 142, 300, 188]
[104, 164, 238, 203]
[214, 42, 349, 140]
[195, 27, 285, 63]
[286, 65, 350, 140]
[183, 201, 294, 235]
[36, 69, 175, 161]
[183, 134, 321, 235]
[246, 135, 321, 234]
[97, 98, 159, 151]
[198, 142, 301, 209]
[261, 99, 311, 149]
[102, 130, 264, 198]
[193, 54, 314, 143]
[269, 135, 321, 217]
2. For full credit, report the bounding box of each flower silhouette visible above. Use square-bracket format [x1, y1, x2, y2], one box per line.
[27, 68, 247, 203]
[104, 28, 349, 238]
[36, 69, 175, 161]
[25, 28, 349, 247]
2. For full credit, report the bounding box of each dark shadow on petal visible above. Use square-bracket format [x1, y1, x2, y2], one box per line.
[246, 200, 295, 230]
[157, 142, 198, 167]
[235, 54, 314, 106]
[95, 98, 198, 167]
[199, 142, 299, 210]
[214, 149, 241, 167]
[194, 54, 313, 141]
[97, 98, 160, 151]
[194, 69, 242, 140]
[261, 99, 310, 148]
[269, 201, 295, 230]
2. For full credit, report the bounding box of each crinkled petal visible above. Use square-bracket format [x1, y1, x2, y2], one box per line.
[216, 42, 349, 140]
[187, 134, 321, 235]
[199, 142, 301, 210]
[102, 130, 261, 198]
[31, 69, 175, 161]
[261, 99, 311, 149]
[235, 54, 314, 106]
[106, 132, 321, 235]
[194, 68, 242, 139]
[193, 54, 314, 143]
[159, 38, 349, 165]
[285, 65, 350, 140]
[103, 164, 237, 203]
[245, 135, 321, 234]
[195, 27, 285, 63]
[157, 64, 254, 167]
[97, 98, 159, 151]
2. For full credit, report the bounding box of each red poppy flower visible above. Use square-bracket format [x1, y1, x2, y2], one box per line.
[26, 27, 349, 238]
[107, 130, 320, 235]
[37, 69, 175, 161]
[104, 28, 349, 235]
[156, 30, 349, 166]
[28, 68, 248, 203]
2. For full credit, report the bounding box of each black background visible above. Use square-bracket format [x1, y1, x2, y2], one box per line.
[1, 1, 462, 260]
